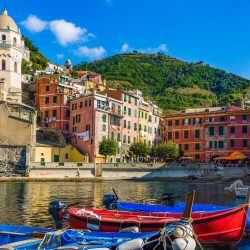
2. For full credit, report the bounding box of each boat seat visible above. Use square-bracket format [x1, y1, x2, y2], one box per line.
[0, 238, 41, 249]
[116, 238, 143, 250]
[119, 226, 139, 233]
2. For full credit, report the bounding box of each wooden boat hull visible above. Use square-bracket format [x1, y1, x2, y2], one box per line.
[67, 204, 248, 245]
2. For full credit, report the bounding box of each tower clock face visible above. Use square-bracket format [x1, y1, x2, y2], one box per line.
[12, 52, 20, 62]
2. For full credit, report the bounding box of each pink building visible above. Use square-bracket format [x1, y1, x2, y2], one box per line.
[70, 91, 123, 163]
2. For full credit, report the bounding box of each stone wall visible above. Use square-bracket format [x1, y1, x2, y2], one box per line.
[0, 146, 27, 176]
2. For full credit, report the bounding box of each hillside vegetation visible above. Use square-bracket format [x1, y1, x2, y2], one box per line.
[75, 53, 250, 111]
[22, 38, 48, 73]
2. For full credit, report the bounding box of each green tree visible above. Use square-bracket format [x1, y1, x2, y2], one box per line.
[157, 142, 179, 160]
[99, 139, 117, 163]
[129, 142, 150, 161]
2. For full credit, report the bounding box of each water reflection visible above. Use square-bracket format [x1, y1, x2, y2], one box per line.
[0, 181, 248, 249]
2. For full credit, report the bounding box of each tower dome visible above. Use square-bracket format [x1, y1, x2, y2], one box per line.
[0, 8, 19, 33]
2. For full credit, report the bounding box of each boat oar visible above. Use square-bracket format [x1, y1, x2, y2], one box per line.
[112, 188, 119, 200]
[181, 190, 195, 222]
[68, 202, 80, 207]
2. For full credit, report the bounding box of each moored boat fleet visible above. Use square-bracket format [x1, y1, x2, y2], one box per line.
[0, 190, 249, 249]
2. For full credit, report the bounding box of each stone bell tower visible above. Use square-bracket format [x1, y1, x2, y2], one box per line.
[0, 7, 25, 103]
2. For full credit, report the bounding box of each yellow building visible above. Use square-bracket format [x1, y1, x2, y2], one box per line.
[138, 100, 150, 144]
[35, 143, 89, 163]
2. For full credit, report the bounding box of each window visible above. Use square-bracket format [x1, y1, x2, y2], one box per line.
[168, 132, 172, 140]
[219, 116, 225, 122]
[52, 110, 57, 118]
[66, 109, 70, 118]
[128, 108, 131, 116]
[149, 115, 152, 122]
[46, 85, 49, 92]
[14, 62, 17, 73]
[117, 133, 121, 142]
[195, 130, 200, 138]
[102, 114, 106, 122]
[86, 124, 90, 131]
[184, 130, 189, 139]
[13, 37, 17, 44]
[128, 136, 131, 144]
[1, 59, 6, 70]
[230, 140, 235, 147]
[76, 114, 81, 122]
[209, 141, 217, 149]
[148, 127, 152, 134]
[145, 113, 148, 119]
[230, 127, 235, 134]
[53, 96, 57, 103]
[195, 143, 200, 150]
[67, 96, 70, 103]
[128, 121, 131, 129]
[193, 118, 201, 125]
[195, 154, 200, 159]
[80, 102, 83, 108]
[128, 95, 131, 103]
[139, 124, 142, 131]
[66, 123, 69, 130]
[175, 120, 179, 126]
[124, 94, 127, 102]
[243, 140, 248, 147]
[219, 126, 224, 136]
[134, 123, 137, 131]
[45, 111, 49, 117]
[2, 34, 6, 42]
[65, 153, 69, 159]
[54, 155, 59, 162]
[134, 110, 137, 117]
[102, 124, 106, 131]
[123, 120, 127, 128]
[123, 135, 126, 143]
[111, 132, 115, 140]
[144, 125, 147, 132]
[73, 116, 75, 125]
[45, 97, 49, 104]
[175, 131, 179, 139]
[183, 118, 190, 125]
[243, 115, 247, 121]
[168, 121, 172, 127]
[124, 106, 127, 114]
[102, 136, 106, 141]
[134, 98, 137, 106]
[208, 117, 214, 123]
[242, 126, 248, 133]
[209, 127, 214, 136]
[184, 144, 189, 150]
[218, 141, 224, 149]
[133, 137, 136, 143]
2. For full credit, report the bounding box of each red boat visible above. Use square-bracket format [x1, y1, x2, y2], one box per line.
[66, 204, 248, 245]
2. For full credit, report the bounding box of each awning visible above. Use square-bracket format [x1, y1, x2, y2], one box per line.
[214, 151, 246, 161]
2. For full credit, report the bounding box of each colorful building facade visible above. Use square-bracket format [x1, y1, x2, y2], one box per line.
[70, 89, 163, 163]
[35, 74, 82, 141]
[163, 106, 250, 162]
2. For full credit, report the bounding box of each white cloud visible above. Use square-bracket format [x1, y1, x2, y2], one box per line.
[144, 44, 168, 54]
[21, 16, 93, 46]
[121, 43, 168, 54]
[57, 53, 64, 60]
[21, 15, 48, 33]
[49, 20, 91, 46]
[74, 46, 106, 60]
[121, 43, 133, 53]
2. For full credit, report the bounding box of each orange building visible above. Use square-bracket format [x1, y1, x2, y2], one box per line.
[35, 74, 81, 141]
[164, 106, 250, 162]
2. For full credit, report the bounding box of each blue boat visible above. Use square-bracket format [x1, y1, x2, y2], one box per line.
[0, 223, 196, 249]
[103, 194, 250, 231]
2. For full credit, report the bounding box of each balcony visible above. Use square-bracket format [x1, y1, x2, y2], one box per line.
[0, 41, 24, 51]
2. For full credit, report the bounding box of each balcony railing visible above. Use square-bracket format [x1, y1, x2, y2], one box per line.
[0, 41, 24, 51]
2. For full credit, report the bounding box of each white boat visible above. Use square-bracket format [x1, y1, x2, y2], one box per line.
[225, 180, 249, 198]
[235, 187, 249, 198]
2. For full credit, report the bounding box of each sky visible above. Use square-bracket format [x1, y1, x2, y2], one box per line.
[5, 0, 250, 79]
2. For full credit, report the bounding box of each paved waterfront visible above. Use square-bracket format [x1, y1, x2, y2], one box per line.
[0, 180, 249, 249]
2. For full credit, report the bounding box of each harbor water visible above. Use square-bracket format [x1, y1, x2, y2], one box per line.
[0, 180, 249, 249]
